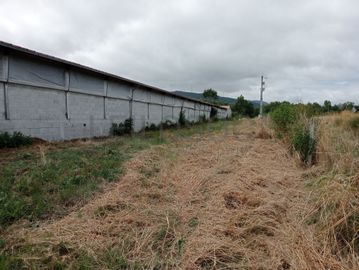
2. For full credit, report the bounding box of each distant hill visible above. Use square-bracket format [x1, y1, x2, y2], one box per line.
[173, 91, 264, 108]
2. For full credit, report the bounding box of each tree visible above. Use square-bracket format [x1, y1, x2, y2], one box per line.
[231, 95, 257, 118]
[323, 100, 332, 112]
[263, 101, 283, 114]
[203, 89, 218, 100]
[342, 102, 354, 111]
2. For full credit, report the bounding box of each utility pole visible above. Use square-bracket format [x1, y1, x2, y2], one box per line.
[259, 75, 265, 118]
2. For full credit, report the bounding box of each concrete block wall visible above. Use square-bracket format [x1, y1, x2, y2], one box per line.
[68, 92, 104, 120]
[149, 104, 162, 125]
[0, 49, 229, 141]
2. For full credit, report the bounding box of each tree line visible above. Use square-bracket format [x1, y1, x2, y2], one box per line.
[202, 88, 358, 118]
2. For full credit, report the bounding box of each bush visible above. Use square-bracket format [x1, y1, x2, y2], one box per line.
[111, 118, 133, 136]
[349, 117, 359, 131]
[0, 131, 33, 148]
[270, 104, 299, 136]
[124, 118, 133, 134]
[290, 123, 316, 164]
[111, 123, 126, 136]
[145, 123, 159, 132]
[270, 104, 317, 165]
[161, 120, 177, 130]
[179, 107, 186, 127]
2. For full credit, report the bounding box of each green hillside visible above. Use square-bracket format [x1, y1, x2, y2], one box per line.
[173, 91, 264, 108]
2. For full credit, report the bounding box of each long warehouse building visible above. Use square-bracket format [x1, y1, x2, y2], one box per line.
[0, 41, 230, 141]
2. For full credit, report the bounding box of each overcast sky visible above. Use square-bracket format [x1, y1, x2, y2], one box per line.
[1, 0, 358, 103]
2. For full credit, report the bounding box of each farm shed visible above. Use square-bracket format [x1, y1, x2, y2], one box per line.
[0, 41, 230, 141]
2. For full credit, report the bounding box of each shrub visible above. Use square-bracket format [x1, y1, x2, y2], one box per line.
[349, 117, 359, 131]
[270, 104, 298, 136]
[145, 123, 159, 132]
[179, 107, 186, 127]
[111, 123, 126, 136]
[290, 122, 316, 164]
[0, 131, 33, 148]
[161, 120, 177, 130]
[111, 118, 133, 136]
[124, 118, 133, 134]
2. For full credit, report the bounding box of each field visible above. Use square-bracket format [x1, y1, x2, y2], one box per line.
[0, 114, 359, 269]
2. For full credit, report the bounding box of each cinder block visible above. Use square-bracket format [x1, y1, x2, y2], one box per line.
[7, 84, 66, 120]
[133, 88, 150, 102]
[107, 80, 131, 99]
[132, 101, 148, 120]
[68, 92, 103, 120]
[163, 106, 173, 121]
[69, 70, 104, 95]
[106, 98, 129, 120]
[150, 92, 163, 104]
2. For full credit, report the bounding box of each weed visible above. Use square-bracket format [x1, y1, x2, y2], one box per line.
[179, 107, 186, 127]
[104, 249, 130, 269]
[290, 122, 316, 164]
[0, 255, 24, 270]
[188, 217, 199, 228]
[145, 123, 159, 132]
[111, 118, 133, 136]
[111, 123, 126, 136]
[0, 131, 33, 148]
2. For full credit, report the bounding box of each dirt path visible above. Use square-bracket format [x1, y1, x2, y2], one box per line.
[6, 120, 336, 269]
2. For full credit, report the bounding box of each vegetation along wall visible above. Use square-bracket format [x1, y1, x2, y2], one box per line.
[0, 42, 230, 141]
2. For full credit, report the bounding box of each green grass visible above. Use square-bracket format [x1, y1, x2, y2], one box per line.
[0, 119, 238, 229]
[0, 134, 163, 228]
[0, 118, 239, 269]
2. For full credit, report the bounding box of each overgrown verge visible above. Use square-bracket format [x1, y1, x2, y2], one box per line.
[307, 112, 359, 260]
[271, 106, 359, 263]
[270, 103, 317, 165]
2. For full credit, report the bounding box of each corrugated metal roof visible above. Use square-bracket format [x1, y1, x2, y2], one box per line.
[0, 40, 225, 109]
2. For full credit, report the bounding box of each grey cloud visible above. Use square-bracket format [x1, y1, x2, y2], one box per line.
[0, 0, 358, 103]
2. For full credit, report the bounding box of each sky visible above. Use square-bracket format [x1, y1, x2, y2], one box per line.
[0, 0, 358, 104]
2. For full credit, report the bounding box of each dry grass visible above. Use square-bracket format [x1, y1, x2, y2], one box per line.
[2, 116, 359, 269]
[305, 112, 359, 265]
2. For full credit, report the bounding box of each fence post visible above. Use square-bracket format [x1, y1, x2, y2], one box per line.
[308, 120, 315, 165]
